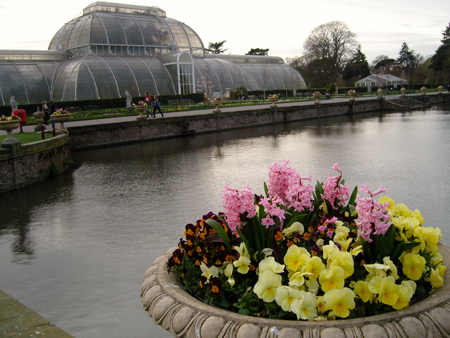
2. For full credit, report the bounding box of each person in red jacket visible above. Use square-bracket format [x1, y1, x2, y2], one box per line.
[145, 92, 153, 118]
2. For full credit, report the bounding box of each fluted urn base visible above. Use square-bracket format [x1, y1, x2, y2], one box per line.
[142, 243, 450, 338]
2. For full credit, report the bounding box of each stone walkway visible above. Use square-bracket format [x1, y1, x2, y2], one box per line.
[0, 289, 74, 338]
[18, 93, 437, 133]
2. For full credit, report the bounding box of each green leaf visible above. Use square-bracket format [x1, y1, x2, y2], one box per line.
[391, 241, 420, 260]
[205, 219, 231, 249]
[264, 182, 269, 196]
[348, 186, 358, 206]
[325, 199, 335, 217]
[314, 181, 324, 200]
[251, 218, 263, 255]
[284, 213, 308, 230]
[236, 227, 252, 257]
[361, 239, 373, 263]
[265, 226, 274, 249]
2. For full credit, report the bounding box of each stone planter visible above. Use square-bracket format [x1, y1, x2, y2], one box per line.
[348, 90, 356, 101]
[438, 85, 443, 94]
[377, 88, 383, 99]
[142, 243, 450, 338]
[212, 99, 222, 113]
[33, 108, 45, 132]
[52, 113, 70, 133]
[313, 92, 321, 104]
[401, 87, 406, 97]
[421, 87, 427, 95]
[268, 96, 278, 107]
[0, 120, 21, 145]
[135, 104, 146, 119]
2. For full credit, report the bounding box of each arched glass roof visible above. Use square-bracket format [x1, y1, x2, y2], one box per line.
[0, 2, 306, 105]
[48, 3, 204, 57]
[194, 57, 306, 93]
[51, 55, 176, 102]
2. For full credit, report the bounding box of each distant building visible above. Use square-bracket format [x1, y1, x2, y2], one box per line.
[355, 74, 408, 91]
[0, 1, 306, 105]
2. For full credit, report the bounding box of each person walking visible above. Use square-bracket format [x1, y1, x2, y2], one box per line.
[145, 92, 153, 118]
[152, 95, 164, 118]
[49, 99, 56, 125]
[42, 100, 50, 125]
[49, 99, 56, 115]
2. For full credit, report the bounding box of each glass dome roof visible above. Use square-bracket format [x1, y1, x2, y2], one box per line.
[48, 2, 204, 57]
[0, 2, 306, 105]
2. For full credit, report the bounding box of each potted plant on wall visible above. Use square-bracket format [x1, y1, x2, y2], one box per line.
[142, 161, 449, 338]
[0, 114, 21, 145]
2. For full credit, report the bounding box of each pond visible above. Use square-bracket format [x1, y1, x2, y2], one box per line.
[1, 107, 449, 338]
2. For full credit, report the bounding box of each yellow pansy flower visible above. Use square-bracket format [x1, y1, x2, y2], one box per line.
[383, 257, 399, 280]
[291, 291, 318, 320]
[324, 287, 355, 318]
[322, 241, 339, 260]
[275, 286, 302, 312]
[392, 284, 412, 310]
[289, 270, 313, 287]
[233, 255, 251, 274]
[282, 222, 305, 237]
[316, 295, 327, 314]
[429, 268, 444, 288]
[328, 250, 354, 279]
[319, 266, 345, 292]
[304, 256, 326, 280]
[200, 263, 219, 280]
[353, 281, 373, 303]
[402, 253, 426, 280]
[369, 275, 399, 306]
[259, 256, 285, 274]
[437, 264, 447, 278]
[284, 245, 310, 272]
[253, 270, 282, 302]
[234, 242, 250, 258]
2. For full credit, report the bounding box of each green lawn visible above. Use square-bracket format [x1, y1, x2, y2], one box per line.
[0, 131, 53, 144]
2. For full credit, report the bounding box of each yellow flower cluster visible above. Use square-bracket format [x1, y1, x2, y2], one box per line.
[250, 198, 446, 320]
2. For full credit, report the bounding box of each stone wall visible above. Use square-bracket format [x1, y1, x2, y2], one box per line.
[68, 100, 381, 150]
[0, 134, 70, 192]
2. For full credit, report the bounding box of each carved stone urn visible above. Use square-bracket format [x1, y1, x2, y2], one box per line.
[438, 85, 443, 94]
[313, 92, 321, 104]
[377, 88, 383, 99]
[141, 243, 450, 338]
[212, 99, 222, 113]
[268, 95, 278, 107]
[135, 104, 146, 119]
[421, 86, 427, 95]
[52, 113, 70, 133]
[33, 107, 45, 132]
[348, 89, 356, 101]
[0, 119, 21, 145]
[401, 87, 406, 97]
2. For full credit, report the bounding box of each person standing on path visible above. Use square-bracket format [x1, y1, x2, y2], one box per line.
[42, 100, 50, 125]
[152, 95, 164, 118]
[145, 92, 153, 118]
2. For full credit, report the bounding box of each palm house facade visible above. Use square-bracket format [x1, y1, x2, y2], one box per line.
[0, 1, 306, 105]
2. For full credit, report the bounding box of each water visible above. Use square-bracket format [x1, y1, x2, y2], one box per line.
[1, 107, 450, 338]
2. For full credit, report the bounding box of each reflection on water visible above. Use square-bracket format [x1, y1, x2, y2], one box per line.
[0, 107, 449, 338]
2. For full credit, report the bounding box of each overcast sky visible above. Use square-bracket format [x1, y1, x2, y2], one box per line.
[1, 0, 449, 65]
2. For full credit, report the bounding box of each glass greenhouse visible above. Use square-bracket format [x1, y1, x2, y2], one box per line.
[0, 1, 306, 105]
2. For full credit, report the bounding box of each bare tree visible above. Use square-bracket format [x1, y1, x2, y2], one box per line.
[303, 21, 359, 78]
